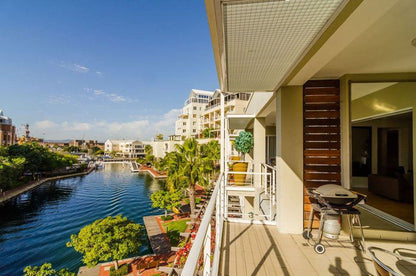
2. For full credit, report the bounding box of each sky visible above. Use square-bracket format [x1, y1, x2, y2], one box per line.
[0, 0, 218, 141]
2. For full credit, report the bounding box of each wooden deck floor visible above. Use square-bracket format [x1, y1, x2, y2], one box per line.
[219, 222, 416, 275]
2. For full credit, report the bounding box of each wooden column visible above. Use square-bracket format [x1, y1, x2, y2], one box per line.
[303, 80, 341, 228]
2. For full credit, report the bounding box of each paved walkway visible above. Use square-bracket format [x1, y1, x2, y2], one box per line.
[143, 216, 171, 255]
[0, 167, 94, 204]
[139, 166, 167, 179]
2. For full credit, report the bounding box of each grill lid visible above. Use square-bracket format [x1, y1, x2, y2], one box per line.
[315, 184, 357, 199]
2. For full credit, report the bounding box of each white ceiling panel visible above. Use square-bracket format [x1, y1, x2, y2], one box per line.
[224, 0, 344, 92]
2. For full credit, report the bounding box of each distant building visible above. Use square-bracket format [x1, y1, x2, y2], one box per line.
[175, 89, 214, 138]
[104, 139, 145, 158]
[201, 91, 251, 137]
[0, 110, 17, 146]
[151, 135, 184, 159]
[17, 123, 43, 144]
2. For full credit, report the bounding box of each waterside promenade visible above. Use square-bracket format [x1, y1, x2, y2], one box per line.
[0, 166, 95, 204]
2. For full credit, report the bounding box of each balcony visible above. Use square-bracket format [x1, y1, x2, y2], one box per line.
[180, 171, 416, 276]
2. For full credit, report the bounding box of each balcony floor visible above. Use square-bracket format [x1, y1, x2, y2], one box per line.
[220, 221, 416, 275]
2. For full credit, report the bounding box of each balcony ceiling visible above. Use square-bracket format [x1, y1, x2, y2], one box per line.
[207, 0, 346, 92]
[314, 0, 416, 79]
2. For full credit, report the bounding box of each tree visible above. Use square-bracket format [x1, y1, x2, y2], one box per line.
[175, 138, 213, 218]
[155, 134, 164, 141]
[67, 215, 143, 270]
[24, 262, 74, 276]
[151, 190, 183, 217]
[234, 131, 254, 155]
[144, 144, 153, 155]
[202, 128, 214, 138]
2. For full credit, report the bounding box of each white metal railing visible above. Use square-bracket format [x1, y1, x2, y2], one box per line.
[181, 174, 224, 276]
[261, 163, 277, 205]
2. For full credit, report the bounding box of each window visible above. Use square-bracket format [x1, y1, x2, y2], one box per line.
[193, 106, 197, 110]
[193, 114, 196, 118]
[193, 129, 196, 133]
[183, 122, 186, 126]
[183, 129, 186, 133]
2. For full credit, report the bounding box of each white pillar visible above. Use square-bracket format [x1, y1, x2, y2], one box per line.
[253, 117, 266, 186]
[220, 90, 225, 175]
[275, 87, 304, 234]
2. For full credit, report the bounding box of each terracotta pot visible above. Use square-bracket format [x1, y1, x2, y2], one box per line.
[230, 156, 241, 161]
[232, 162, 248, 185]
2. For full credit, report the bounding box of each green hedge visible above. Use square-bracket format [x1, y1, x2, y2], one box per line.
[109, 264, 129, 276]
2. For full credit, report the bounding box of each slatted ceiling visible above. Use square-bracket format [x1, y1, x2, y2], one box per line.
[303, 79, 341, 228]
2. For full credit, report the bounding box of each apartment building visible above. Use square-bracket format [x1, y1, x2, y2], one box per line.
[104, 139, 145, 158]
[201, 91, 251, 137]
[0, 110, 16, 147]
[175, 89, 214, 138]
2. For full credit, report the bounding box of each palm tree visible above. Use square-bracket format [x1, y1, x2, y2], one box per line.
[176, 138, 212, 217]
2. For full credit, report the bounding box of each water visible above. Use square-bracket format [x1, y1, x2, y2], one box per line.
[0, 164, 164, 275]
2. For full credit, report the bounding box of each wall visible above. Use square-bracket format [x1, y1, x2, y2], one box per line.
[276, 86, 304, 234]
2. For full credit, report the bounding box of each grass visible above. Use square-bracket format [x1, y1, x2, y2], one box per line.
[162, 219, 190, 246]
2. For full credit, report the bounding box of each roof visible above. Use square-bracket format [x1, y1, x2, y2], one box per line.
[189, 89, 214, 97]
[105, 139, 142, 144]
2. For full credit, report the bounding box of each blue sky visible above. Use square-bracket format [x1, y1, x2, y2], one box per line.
[0, 1, 218, 141]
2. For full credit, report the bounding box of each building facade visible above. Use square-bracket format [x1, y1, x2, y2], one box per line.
[175, 89, 251, 138]
[175, 89, 214, 138]
[201, 91, 251, 137]
[0, 110, 16, 147]
[104, 139, 145, 158]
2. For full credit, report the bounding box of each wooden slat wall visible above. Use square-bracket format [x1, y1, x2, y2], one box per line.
[303, 80, 341, 228]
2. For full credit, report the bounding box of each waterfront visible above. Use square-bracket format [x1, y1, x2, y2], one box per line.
[0, 164, 164, 275]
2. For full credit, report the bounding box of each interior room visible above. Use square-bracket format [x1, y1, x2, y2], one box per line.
[350, 82, 415, 227]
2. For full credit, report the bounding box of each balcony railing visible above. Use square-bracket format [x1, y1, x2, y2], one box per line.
[182, 174, 224, 276]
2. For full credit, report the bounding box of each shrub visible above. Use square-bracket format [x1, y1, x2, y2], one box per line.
[109, 264, 129, 276]
[234, 131, 254, 154]
[161, 215, 173, 221]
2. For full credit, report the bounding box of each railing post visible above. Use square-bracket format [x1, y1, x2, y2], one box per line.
[203, 223, 211, 275]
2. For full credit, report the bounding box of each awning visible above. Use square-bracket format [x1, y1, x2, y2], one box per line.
[227, 114, 255, 130]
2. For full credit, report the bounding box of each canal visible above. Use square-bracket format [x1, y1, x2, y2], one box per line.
[0, 164, 164, 275]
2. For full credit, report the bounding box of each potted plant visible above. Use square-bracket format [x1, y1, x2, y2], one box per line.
[232, 131, 254, 184]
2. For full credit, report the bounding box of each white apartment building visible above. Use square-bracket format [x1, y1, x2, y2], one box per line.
[201, 91, 251, 137]
[175, 89, 214, 138]
[104, 139, 145, 158]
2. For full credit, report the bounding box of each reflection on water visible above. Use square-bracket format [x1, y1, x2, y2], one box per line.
[0, 164, 163, 275]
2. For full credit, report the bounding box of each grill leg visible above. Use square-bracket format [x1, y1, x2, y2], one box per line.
[317, 212, 326, 244]
[307, 206, 314, 232]
[347, 214, 354, 243]
[355, 214, 366, 253]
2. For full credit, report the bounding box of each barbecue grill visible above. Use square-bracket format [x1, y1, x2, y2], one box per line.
[302, 184, 366, 254]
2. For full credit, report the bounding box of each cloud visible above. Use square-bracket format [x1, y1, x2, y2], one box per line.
[61, 122, 92, 131]
[96, 71, 103, 77]
[154, 108, 181, 129]
[73, 64, 89, 73]
[84, 88, 136, 104]
[59, 61, 90, 73]
[47, 95, 70, 104]
[31, 109, 181, 141]
[35, 120, 58, 129]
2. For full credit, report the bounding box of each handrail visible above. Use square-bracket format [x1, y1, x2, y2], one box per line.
[181, 174, 223, 275]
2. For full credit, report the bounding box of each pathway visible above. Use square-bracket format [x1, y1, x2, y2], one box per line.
[143, 216, 171, 255]
[139, 166, 167, 179]
[0, 167, 95, 204]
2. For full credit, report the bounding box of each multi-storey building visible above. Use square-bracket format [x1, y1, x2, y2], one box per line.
[201, 91, 251, 137]
[104, 139, 145, 158]
[0, 110, 16, 147]
[175, 89, 214, 138]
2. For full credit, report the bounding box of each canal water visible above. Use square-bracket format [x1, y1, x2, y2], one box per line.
[0, 164, 164, 275]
